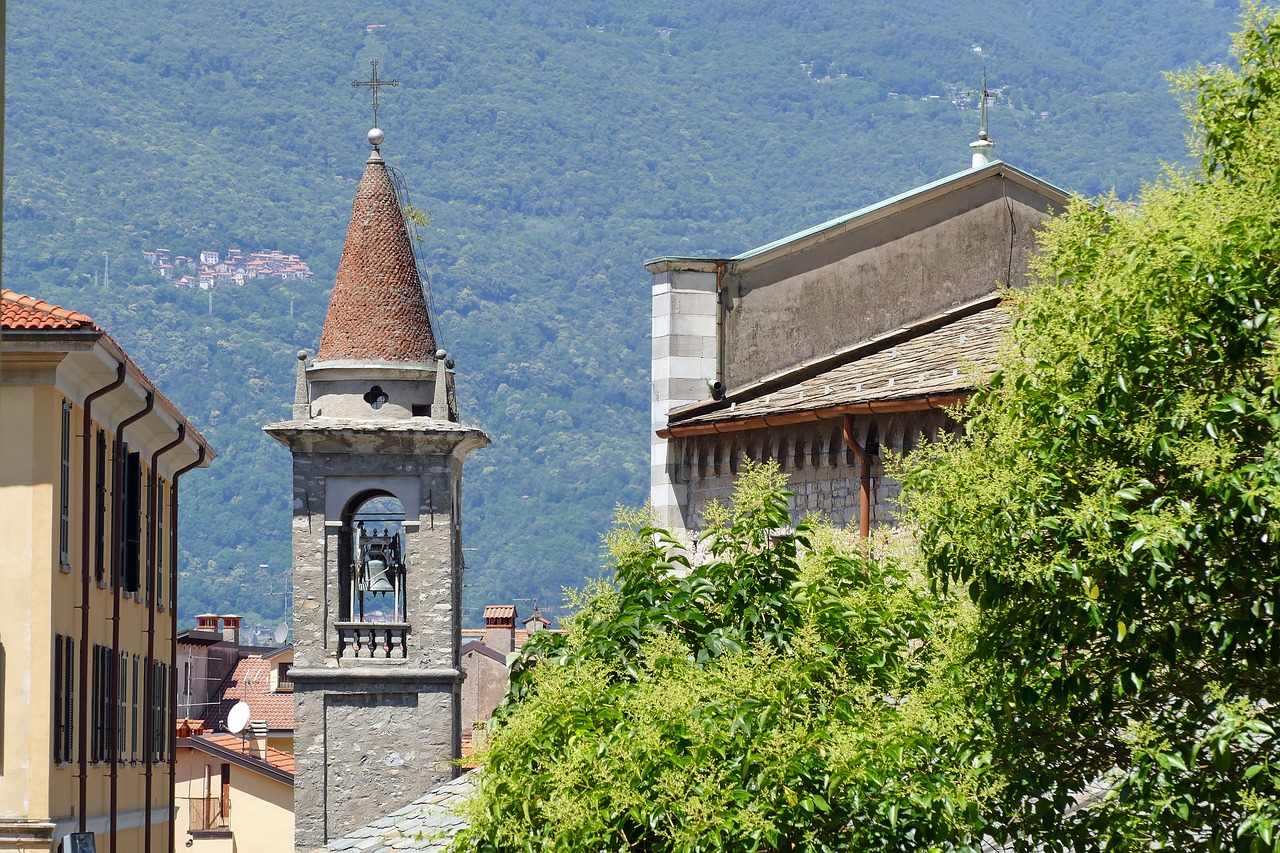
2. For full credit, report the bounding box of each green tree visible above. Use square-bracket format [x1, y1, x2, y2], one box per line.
[462, 10, 1280, 851]
[902, 8, 1280, 849]
[461, 462, 991, 852]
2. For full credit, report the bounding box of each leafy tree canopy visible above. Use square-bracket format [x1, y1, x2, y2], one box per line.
[462, 8, 1280, 850]
[904, 6, 1280, 847]
[464, 462, 987, 852]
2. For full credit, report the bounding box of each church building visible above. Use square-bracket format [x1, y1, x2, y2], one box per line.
[649, 135, 1072, 548]
[264, 117, 488, 851]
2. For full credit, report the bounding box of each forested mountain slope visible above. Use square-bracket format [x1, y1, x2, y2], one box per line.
[3, 0, 1239, 628]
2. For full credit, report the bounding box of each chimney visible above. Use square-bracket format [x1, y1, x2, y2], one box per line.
[248, 720, 268, 761]
[483, 605, 518, 655]
[220, 614, 242, 646]
[195, 613, 219, 632]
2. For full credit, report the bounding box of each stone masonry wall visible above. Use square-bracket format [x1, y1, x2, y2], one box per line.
[294, 677, 458, 849]
[676, 409, 957, 537]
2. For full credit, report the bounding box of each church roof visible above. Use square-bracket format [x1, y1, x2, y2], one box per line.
[646, 160, 1072, 274]
[316, 151, 437, 365]
[663, 298, 1006, 435]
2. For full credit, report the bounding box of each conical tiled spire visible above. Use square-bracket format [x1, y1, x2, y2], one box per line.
[316, 151, 437, 364]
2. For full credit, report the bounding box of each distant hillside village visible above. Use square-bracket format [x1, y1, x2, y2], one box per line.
[142, 246, 314, 289]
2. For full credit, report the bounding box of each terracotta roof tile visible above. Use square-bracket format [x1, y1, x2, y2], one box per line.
[199, 732, 295, 776]
[206, 655, 294, 731]
[316, 155, 437, 364]
[1, 289, 97, 331]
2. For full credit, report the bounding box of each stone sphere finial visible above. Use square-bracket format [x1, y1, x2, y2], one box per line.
[297, 350, 308, 361]
[436, 349, 447, 360]
[368, 127, 385, 147]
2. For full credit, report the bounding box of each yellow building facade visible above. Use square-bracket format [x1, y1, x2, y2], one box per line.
[173, 727, 294, 853]
[0, 290, 214, 853]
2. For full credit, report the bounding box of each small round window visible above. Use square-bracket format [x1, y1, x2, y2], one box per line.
[363, 386, 389, 410]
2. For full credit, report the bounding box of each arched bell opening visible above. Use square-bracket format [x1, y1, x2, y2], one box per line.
[338, 491, 408, 625]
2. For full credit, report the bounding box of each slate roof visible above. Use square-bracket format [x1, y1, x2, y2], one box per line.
[316, 151, 437, 365]
[1, 289, 97, 331]
[206, 655, 295, 731]
[325, 770, 476, 852]
[667, 299, 1007, 432]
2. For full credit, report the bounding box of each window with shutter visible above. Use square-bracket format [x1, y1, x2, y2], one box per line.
[54, 635, 65, 763]
[94, 430, 107, 584]
[123, 451, 142, 592]
[60, 402, 72, 566]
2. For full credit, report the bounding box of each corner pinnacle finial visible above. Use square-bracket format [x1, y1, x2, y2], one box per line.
[294, 350, 311, 419]
[352, 59, 399, 148]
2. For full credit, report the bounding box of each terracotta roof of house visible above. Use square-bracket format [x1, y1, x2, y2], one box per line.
[193, 732, 295, 778]
[1, 290, 97, 331]
[206, 655, 294, 731]
[666, 300, 1008, 433]
[316, 152, 437, 365]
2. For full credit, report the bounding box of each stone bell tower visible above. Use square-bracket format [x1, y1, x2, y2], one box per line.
[265, 121, 487, 851]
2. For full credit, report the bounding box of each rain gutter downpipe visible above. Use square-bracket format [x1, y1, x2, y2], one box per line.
[841, 414, 872, 541]
[78, 362, 126, 831]
[110, 391, 154, 851]
[168, 446, 206, 853]
[715, 260, 727, 390]
[144, 424, 186, 853]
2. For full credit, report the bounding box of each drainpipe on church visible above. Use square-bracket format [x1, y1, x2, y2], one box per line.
[714, 260, 727, 392]
[841, 414, 873, 542]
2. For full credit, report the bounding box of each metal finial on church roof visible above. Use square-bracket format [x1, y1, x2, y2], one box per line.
[353, 59, 399, 147]
[978, 68, 991, 139]
[969, 67, 997, 168]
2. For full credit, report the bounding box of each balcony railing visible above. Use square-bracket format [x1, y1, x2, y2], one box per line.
[336, 622, 409, 659]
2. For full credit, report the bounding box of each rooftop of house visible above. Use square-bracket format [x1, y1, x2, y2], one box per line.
[206, 654, 295, 732]
[1, 290, 216, 463]
[1, 289, 97, 331]
[182, 730, 295, 782]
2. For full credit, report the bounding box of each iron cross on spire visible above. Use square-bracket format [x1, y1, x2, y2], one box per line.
[977, 68, 994, 138]
[352, 59, 399, 129]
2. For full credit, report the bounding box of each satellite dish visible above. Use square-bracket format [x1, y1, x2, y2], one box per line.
[274, 622, 289, 645]
[226, 701, 251, 735]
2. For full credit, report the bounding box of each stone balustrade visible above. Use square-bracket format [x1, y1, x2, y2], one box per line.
[335, 622, 410, 659]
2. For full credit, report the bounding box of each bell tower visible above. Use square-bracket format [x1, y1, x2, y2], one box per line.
[265, 116, 487, 851]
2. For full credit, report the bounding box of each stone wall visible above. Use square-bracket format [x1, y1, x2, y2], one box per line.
[722, 177, 1055, 390]
[293, 676, 459, 850]
[280, 430, 475, 852]
[673, 408, 958, 538]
